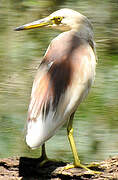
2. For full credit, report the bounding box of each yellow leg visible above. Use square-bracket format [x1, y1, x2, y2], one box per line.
[65, 112, 101, 174]
[38, 143, 49, 166]
[41, 143, 48, 160]
[39, 143, 58, 167]
[67, 113, 81, 166]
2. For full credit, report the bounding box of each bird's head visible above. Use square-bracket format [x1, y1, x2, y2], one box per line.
[15, 8, 90, 32]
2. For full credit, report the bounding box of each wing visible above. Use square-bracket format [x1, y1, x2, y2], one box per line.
[26, 31, 96, 149]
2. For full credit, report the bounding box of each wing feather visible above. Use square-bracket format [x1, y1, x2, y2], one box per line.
[26, 31, 96, 148]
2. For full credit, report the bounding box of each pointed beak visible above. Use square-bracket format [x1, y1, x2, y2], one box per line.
[14, 17, 51, 31]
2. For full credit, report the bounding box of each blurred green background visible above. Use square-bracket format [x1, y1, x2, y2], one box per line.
[0, 0, 118, 164]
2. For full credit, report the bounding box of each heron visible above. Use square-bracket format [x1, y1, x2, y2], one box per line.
[15, 8, 98, 173]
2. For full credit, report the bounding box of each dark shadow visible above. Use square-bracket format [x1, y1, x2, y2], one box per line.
[19, 157, 66, 179]
[19, 157, 103, 179]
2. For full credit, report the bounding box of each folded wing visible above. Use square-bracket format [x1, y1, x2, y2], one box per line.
[26, 32, 96, 149]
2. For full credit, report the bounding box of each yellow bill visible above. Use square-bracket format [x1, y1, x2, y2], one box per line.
[14, 17, 51, 31]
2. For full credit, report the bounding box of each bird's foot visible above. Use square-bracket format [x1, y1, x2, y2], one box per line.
[37, 155, 51, 167]
[87, 162, 100, 168]
[38, 157, 49, 167]
[37, 156, 59, 167]
[61, 162, 101, 174]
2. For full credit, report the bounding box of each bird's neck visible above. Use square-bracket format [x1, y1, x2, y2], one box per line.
[70, 23, 95, 49]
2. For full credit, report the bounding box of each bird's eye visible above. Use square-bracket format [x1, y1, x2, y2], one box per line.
[57, 17, 61, 21]
[54, 16, 63, 24]
[51, 16, 63, 25]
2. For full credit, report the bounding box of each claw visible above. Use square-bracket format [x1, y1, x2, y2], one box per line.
[38, 157, 49, 167]
[61, 162, 102, 174]
[87, 162, 100, 168]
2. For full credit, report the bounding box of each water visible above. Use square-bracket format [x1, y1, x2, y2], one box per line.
[0, 0, 118, 164]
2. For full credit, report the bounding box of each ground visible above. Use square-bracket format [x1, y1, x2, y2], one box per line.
[0, 156, 118, 180]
